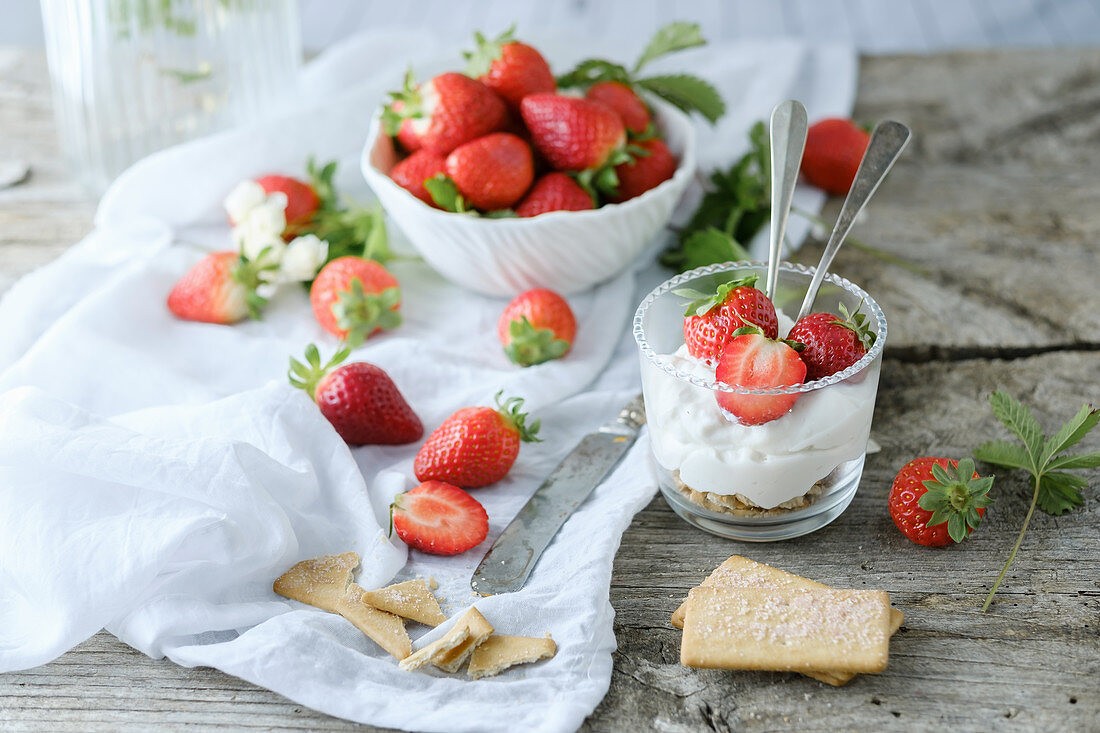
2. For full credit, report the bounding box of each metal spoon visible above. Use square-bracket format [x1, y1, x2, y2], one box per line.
[764, 100, 808, 300]
[796, 120, 911, 320]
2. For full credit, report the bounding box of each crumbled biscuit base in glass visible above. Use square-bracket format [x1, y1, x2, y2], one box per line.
[672, 471, 824, 516]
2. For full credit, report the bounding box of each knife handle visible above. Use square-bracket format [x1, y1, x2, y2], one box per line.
[608, 393, 646, 434]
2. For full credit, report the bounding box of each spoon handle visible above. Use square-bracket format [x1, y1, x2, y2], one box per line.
[796, 120, 911, 321]
[765, 100, 808, 300]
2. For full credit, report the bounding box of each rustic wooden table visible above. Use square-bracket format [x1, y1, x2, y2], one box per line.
[2, 46, 1098, 732]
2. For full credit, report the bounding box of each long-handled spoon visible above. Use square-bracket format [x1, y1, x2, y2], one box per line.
[764, 100, 808, 300]
[796, 120, 911, 320]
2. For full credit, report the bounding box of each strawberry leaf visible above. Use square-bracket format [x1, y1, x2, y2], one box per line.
[1046, 451, 1100, 471]
[1037, 472, 1087, 515]
[635, 74, 725, 124]
[673, 275, 759, 316]
[989, 391, 1044, 469]
[974, 440, 1032, 471]
[1039, 403, 1100, 466]
[555, 59, 630, 89]
[659, 228, 752, 272]
[633, 22, 706, 73]
[425, 175, 475, 214]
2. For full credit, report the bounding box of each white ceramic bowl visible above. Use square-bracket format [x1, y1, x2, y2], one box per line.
[361, 97, 697, 297]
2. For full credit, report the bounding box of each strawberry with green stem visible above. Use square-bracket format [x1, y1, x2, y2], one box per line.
[973, 392, 1100, 610]
[676, 274, 778, 364]
[463, 26, 556, 110]
[309, 256, 401, 347]
[888, 457, 993, 547]
[167, 250, 277, 324]
[498, 288, 576, 366]
[787, 301, 877, 380]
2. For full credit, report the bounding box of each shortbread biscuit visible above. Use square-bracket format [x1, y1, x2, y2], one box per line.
[681, 586, 891, 674]
[335, 583, 411, 660]
[360, 579, 447, 626]
[273, 552, 359, 613]
[467, 634, 557, 679]
[399, 625, 471, 672]
[431, 607, 495, 673]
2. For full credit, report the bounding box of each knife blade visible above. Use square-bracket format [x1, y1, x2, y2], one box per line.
[470, 393, 646, 595]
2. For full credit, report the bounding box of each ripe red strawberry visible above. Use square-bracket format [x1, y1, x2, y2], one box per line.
[520, 93, 626, 171]
[515, 172, 593, 217]
[390, 100, 423, 152]
[802, 118, 871, 195]
[676, 275, 779, 364]
[464, 27, 555, 110]
[382, 71, 507, 156]
[444, 132, 534, 210]
[391, 481, 489, 555]
[497, 288, 576, 366]
[310, 256, 401, 347]
[609, 138, 676, 202]
[585, 81, 650, 134]
[888, 457, 993, 547]
[167, 251, 272, 325]
[254, 175, 321, 237]
[714, 329, 807, 425]
[390, 149, 448, 206]
[414, 393, 541, 488]
[289, 344, 422, 445]
[787, 302, 877, 381]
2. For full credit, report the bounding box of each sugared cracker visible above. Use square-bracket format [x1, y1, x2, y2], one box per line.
[431, 607, 495, 673]
[468, 634, 557, 679]
[681, 587, 891, 674]
[273, 552, 359, 613]
[399, 626, 471, 672]
[335, 583, 412, 660]
[360, 579, 447, 626]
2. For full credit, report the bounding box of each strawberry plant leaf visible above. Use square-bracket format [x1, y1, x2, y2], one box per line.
[634, 74, 725, 124]
[633, 22, 706, 72]
[425, 175, 474, 214]
[1039, 403, 1100, 466]
[1046, 451, 1100, 471]
[556, 59, 630, 89]
[988, 391, 1044, 469]
[1037, 471, 1087, 515]
[974, 440, 1033, 471]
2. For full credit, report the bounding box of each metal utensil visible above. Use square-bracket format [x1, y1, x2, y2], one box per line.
[764, 100, 808, 299]
[470, 394, 646, 595]
[796, 120, 911, 320]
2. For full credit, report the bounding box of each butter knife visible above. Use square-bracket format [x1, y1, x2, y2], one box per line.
[471, 394, 646, 595]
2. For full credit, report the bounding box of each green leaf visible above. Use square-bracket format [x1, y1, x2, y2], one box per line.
[555, 59, 630, 89]
[988, 391, 1044, 468]
[1039, 403, 1100, 467]
[660, 227, 752, 273]
[424, 175, 473, 214]
[635, 73, 726, 124]
[633, 21, 706, 72]
[974, 440, 1033, 471]
[1045, 451, 1100, 471]
[1036, 472, 1087, 515]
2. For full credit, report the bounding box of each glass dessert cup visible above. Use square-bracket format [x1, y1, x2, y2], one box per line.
[634, 261, 887, 541]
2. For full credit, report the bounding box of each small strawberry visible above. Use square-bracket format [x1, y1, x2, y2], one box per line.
[390, 481, 489, 555]
[390, 100, 423, 152]
[888, 457, 993, 547]
[167, 251, 273, 325]
[515, 172, 594, 217]
[609, 137, 676, 202]
[498, 288, 576, 366]
[787, 302, 876, 381]
[801, 118, 871, 195]
[382, 71, 507, 156]
[520, 93, 626, 172]
[414, 392, 541, 488]
[390, 149, 448, 206]
[310, 256, 401, 347]
[463, 26, 555, 110]
[444, 132, 534, 211]
[289, 344, 422, 445]
[676, 275, 779, 364]
[254, 175, 321, 237]
[584, 81, 650, 135]
[714, 328, 807, 425]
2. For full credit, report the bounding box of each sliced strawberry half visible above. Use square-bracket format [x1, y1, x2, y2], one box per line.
[390, 481, 489, 555]
[714, 328, 807, 425]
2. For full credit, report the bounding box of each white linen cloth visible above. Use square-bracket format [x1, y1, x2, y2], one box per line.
[0, 30, 855, 731]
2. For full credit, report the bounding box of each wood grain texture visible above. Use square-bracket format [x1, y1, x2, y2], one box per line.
[1, 47, 1099, 732]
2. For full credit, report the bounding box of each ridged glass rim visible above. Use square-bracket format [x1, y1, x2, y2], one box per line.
[633, 261, 888, 395]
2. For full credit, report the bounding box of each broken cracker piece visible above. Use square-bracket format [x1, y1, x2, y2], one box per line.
[681, 586, 891, 675]
[430, 607, 495, 673]
[273, 552, 359, 614]
[335, 583, 411, 660]
[467, 634, 557, 679]
[361, 579, 447, 627]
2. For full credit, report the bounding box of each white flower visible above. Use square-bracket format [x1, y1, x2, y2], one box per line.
[237, 225, 286, 265]
[279, 234, 329, 282]
[245, 192, 288, 240]
[224, 179, 267, 225]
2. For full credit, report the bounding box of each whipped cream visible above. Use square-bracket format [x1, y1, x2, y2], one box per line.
[642, 336, 880, 510]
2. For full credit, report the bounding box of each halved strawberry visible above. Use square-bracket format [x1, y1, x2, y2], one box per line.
[676, 275, 778, 364]
[382, 71, 507, 156]
[309, 256, 401, 347]
[463, 27, 555, 110]
[390, 481, 489, 555]
[167, 251, 273, 325]
[390, 149, 448, 206]
[787, 302, 876, 380]
[444, 132, 534, 210]
[609, 137, 676, 202]
[714, 328, 807, 425]
[515, 172, 594, 217]
[585, 81, 650, 135]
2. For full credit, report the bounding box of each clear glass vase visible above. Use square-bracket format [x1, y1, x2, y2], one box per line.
[41, 0, 302, 194]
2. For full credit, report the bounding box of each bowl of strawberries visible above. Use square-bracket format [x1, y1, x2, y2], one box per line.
[361, 25, 722, 297]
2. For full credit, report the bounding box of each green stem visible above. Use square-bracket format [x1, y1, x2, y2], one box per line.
[790, 207, 931, 277]
[981, 473, 1040, 612]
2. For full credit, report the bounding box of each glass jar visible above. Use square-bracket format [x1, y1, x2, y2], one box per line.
[41, 0, 302, 194]
[634, 261, 888, 541]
